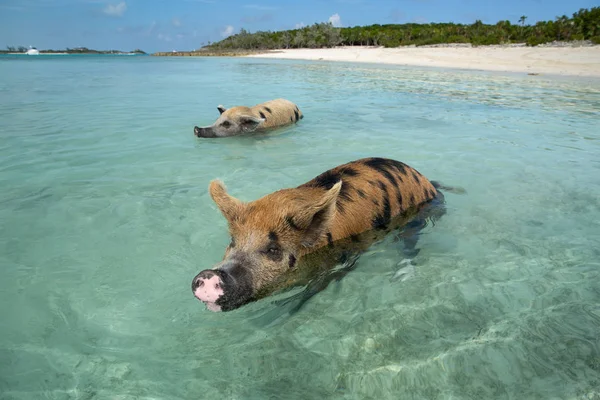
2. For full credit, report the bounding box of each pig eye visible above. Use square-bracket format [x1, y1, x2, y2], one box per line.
[263, 246, 282, 259]
[221, 121, 231, 128]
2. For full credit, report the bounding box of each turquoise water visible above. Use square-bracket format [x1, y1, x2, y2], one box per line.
[1, 54, 600, 399]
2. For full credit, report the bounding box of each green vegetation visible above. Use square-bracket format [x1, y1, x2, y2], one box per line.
[5, 45, 28, 52]
[206, 7, 600, 50]
[152, 49, 263, 57]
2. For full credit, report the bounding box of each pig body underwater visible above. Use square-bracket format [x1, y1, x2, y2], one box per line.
[192, 157, 456, 312]
[194, 98, 303, 138]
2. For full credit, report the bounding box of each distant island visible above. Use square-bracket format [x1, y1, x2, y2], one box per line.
[154, 6, 599, 57]
[1, 46, 147, 55]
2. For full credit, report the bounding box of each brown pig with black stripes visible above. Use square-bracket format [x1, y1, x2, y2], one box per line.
[194, 98, 303, 138]
[191, 157, 460, 312]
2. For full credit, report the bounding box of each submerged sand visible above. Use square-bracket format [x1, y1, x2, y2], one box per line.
[246, 45, 600, 77]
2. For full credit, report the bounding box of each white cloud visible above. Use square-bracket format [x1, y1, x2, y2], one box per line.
[221, 25, 234, 38]
[158, 33, 172, 42]
[295, 22, 305, 29]
[389, 8, 404, 22]
[244, 4, 276, 10]
[241, 13, 272, 24]
[103, 2, 127, 17]
[328, 13, 342, 27]
[148, 21, 158, 36]
[172, 18, 181, 27]
[115, 21, 159, 37]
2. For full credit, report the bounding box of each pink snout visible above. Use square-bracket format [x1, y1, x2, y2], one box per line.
[192, 270, 224, 312]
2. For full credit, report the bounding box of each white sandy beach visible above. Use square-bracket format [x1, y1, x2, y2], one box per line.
[247, 45, 600, 77]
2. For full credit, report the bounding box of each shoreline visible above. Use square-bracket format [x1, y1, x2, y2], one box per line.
[152, 49, 263, 57]
[245, 45, 600, 77]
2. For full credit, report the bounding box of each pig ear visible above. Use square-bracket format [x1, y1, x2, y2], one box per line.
[217, 105, 227, 114]
[295, 181, 342, 248]
[240, 115, 265, 132]
[209, 180, 244, 222]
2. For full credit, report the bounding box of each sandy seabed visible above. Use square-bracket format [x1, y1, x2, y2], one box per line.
[246, 45, 600, 77]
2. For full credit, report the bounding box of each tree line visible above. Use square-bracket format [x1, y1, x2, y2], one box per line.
[205, 7, 600, 50]
[5, 46, 29, 52]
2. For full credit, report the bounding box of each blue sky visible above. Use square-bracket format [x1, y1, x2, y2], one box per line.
[1, 0, 597, 52]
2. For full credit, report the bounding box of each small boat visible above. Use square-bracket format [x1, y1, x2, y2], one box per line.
[26, 46, 40, 55]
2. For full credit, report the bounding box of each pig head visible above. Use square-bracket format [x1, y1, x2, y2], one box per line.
[192, 180, 341, 311]
[193, 105, 265, 138]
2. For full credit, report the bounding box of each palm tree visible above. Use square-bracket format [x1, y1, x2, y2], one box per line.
[519, 15, 527, 26]
[518, 15, 528, 40]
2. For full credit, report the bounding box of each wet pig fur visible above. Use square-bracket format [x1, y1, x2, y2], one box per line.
[194, 98, 303, 138]
[191, 157, 459, 312]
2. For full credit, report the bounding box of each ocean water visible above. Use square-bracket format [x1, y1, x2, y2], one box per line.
[1, 54, 599, 400]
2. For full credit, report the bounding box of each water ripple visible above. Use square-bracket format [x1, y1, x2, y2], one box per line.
[1, 55, 599, 399]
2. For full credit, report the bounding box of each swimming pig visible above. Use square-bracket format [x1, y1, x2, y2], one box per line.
[191, 157, 457, 312]
[193, 98, 303, 138]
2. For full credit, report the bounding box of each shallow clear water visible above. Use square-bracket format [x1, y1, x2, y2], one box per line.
[1, 54, 600, 399]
